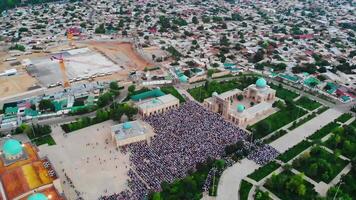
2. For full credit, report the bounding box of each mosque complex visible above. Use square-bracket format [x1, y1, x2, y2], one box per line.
[203, 78, 277, 127]
[0, 138, 64, 200]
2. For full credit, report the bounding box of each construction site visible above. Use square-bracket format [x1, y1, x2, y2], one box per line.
[0, 40, 156, 98]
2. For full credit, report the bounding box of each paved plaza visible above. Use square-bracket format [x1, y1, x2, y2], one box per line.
[38, 121, 130, 200]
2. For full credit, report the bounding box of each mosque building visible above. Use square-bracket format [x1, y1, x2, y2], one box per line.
[111, 120, 155, 147]
[203, 78, 276, 126]
[0, 138, 64, 200]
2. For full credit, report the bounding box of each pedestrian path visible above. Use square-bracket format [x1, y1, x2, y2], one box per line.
[217, 108, 342, 200]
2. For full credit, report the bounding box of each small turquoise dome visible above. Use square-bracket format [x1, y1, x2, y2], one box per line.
[237, 104, 245, 112]
[123, 122, 132, 129]
[179, 75, 188, 83]
[3, 139, 22, 156]
[212, 92, 218, 96]
[152, 98, 159, 104]
[28, 193, 48, 200]
[256, 78, 267, 88]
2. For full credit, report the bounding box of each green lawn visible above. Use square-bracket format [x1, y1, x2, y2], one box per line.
[288, 113, 317, 131]
[277, 140, 312, 163]
[250, 106, 307, 139]
[239, 180, 253, 200]
[32, 135, 56, 146]
[335, 113, 353, 123]
[270, 84, 299, 101]
[160, 86, 186, 103]
[248, 161, 280, 182]
[264, 170, 319, 200]
[188, 76, 257, 102]
[292, 146, 348, 183]
[295, 96, 321, 111]
[307, 122, 340, 141]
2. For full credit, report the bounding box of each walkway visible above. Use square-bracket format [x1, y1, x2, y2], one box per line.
[217, 159, 259, 200]
[270, 108, 342, 152]
[216, 108, 342, 200]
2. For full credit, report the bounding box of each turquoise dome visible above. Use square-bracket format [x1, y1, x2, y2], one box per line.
[179, 75, 188, 83]
[212, 92, 218, 96]
[237, 104, 245, 112]
[123, 122, 132, 129]
[3, 139, 22, 156]
[152, 98, 159, 104]
[28, 193, 48, 200]
[256, 78, 267, 88]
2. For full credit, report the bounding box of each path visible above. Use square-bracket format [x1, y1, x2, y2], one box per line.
[270, 108, 342, 152]
[217, 159, 259, 200]
[216, 108, 342, 200]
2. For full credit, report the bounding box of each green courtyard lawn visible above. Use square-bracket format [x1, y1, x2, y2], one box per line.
[324, 125, 356, 159]
[188, 76, 257, 102]
[239, 180, 253, 200]
[292, 146, 348, 183]
[295, 96, 321, 111]
[264, 170, 319, 200]
[250, 105, 307, 139]
[335, 113, 353, 123]
[248, 161, 280, 182]
[32, 135, 56, 146]
[277, 140, 313, 163]
[270, 84, 299, 101]
[160, 86, 186, 103]
[307, 122, 340, 141]
[288, 112, 317, 131]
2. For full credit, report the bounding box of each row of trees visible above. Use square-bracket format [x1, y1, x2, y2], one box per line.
[61, 102, 138, 133]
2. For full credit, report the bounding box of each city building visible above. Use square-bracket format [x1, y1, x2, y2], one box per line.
[135, 93, 180, 117]
[203, 78, 276, 126]
[111, 121, 155, 147]
[0, 138, 64, 200]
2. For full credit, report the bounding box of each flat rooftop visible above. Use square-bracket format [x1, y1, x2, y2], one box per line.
[137, 94, 178, 110]
[112, 120, 149, 141]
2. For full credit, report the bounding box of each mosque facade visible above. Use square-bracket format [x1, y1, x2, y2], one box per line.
[203, 78, 276, 126]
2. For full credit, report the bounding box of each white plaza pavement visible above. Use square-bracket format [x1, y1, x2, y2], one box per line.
[217, 108, 343, 200]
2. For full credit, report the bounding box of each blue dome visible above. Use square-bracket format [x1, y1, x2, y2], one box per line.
[123, 122, 132, 129]
[28, 193, 48, 200]
[3, 139, 22, 156]
[179, 75, 188, 83]
[237, 104, 245, 112]
[256, 78, 267, 88]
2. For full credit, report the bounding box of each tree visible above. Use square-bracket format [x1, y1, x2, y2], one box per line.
[255, 121, 271, 135]
[237, 94, 244, 101]
[192, 16, 198, 24]
[95, 23, 106, 34]
[109, 81, 120, 96]
[38, 99, 55, 112]
[252, 49, 265, 63]
[220, 35, 230, 46]
[128, 85, 136, 93]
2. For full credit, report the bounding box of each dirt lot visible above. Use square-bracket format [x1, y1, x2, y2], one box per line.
[85, 41, 153, 71]
[0, 40, 156, 99]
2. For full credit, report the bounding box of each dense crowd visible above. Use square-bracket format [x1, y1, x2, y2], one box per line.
[247, 144, 280, 165]
[100, 101, 279, 200]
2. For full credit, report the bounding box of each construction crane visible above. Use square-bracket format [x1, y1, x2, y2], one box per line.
[50, 54, 70, 88]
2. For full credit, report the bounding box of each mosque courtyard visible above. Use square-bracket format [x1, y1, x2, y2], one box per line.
[38, 121, 130, 200]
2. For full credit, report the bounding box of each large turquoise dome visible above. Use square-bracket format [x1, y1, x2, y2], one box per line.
[3, 139, 22, 156]
[123, 122, 132, 129]
[28, 193, 48, 200]
[237, 104, 245, 112]
[256, 78, 267, 88]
